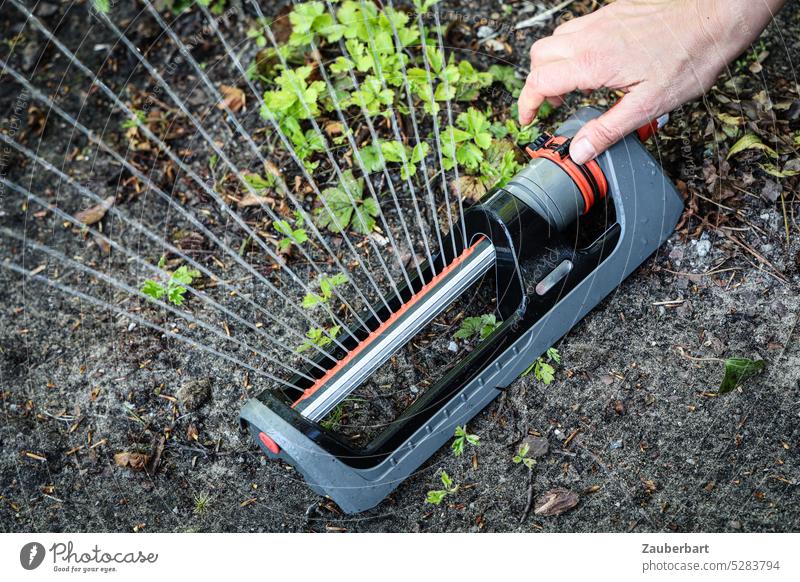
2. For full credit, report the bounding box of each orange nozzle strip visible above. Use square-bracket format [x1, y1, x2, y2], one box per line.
[292, 237, 487, 408]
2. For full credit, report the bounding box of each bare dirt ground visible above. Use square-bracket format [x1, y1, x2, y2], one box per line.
[1, 0, 798, 532]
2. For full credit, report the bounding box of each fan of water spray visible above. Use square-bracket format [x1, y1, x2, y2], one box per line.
[1, 0, 536, 448]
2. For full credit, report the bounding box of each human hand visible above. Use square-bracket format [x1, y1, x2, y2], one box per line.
[518, 0, 788, 164]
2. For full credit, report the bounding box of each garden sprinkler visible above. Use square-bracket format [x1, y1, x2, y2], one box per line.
[240, 107, 682, 513]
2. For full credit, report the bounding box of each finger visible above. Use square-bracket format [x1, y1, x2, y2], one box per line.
[518, 75, 546, 125]
[518, 59, 590, 125]
[529, 35, 574, 67]
[569, 93, 653, 164]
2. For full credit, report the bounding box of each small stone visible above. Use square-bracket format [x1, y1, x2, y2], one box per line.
[522, 435, 549, 459]
[553, 428, 565, 440]
[447, 341, 458, 352]
[728, 520, 742, 530]
[410, 385, 419, 394]
[476, 25, 495, 39]
[127, 322, 136, 332]
[613, 400, 626, 415]
[609, 439, 623, 450]
[695, 239, 711, 258]
[177, 379, 212, 410]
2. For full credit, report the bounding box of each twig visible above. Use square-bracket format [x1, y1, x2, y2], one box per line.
[519, 465, 535, 523]
[515, 0, 577, 30]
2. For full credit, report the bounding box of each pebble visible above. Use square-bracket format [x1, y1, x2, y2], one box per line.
[410, 385, 419, 394]
[695, 238, 712, 258]
[553, 428, 565, 440]
[177, 378, 212, 410]
[609, 439, 623, 450]
[127, 322, 136, 332]
[447, 341, 458, 353]
[476, 25, 495, 39]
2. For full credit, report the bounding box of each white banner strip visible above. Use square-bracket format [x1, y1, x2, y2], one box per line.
[1, 533, 798, 580]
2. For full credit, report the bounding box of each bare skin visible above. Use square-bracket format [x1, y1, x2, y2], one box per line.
[518, 0, 790, 164]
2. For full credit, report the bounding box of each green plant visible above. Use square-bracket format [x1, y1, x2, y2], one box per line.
[425, 470, 459, 505]
[453, 313, 500, 341]
[522, 347, 561, 384]
[302, 273, 349, 308]
[93, 0, 111, 14]
[512, 442, 536, 469]
[451, 425, 479, 457]
[121, 110, 146, 130]
[141, 259, 201, 307]
[193, 492, 214, 514]
[274, 212, 308, 251]
[297, 325, 341, 352]
[488, 64, 524, 97]
[412, 0, 439, 14]
[718, 357, 765, 394]
[315, 170, 379, 234]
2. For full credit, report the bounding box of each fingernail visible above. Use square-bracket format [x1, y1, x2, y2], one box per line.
[570, 138, 597, 165]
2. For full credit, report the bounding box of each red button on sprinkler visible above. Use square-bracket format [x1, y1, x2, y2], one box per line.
[258, 432, 281, 455]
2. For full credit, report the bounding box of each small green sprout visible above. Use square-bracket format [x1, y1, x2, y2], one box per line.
[315, 170, 379, 234]
[718, 357, 765, 394]
[451, 425, 479, 457]
[121, 110, 146, 130]
[297, 325, 341, 353]
[425, 470, 459, 505]
[453, 313, 500, 341]
[522, 347, 561, 384]
[193, 492, 214, 515]
[302, 273, 349, 309]
[141, 260, 201, 307]
[274, 212, 308, 252]
[512, 442, 536, 470]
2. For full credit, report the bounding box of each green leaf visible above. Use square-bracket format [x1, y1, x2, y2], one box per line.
[93, 0, 111, 14]
[425, 489, 448, 505]
[141, 279, 166, 300]
[536, 361, 555, 385]
[727, 133, 778, 160]
[719, 358, 765, 394]
[440, 470, 453, 489]
[546, 347, 561, 364]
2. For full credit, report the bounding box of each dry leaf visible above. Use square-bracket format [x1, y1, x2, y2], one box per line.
[75, 196, 115, 226]
[450, 176, 486, 203]
[324, 121, 343, 136]
[218, 85, 245, 113]
[114, 451, 150, 471]
[534, 487, 579, 516]
[238, 193, 273, 208]
[187, 424, 199, 441]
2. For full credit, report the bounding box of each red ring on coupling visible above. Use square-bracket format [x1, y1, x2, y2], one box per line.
[526, 135, 608, 214]
[258, 432, 281, 455]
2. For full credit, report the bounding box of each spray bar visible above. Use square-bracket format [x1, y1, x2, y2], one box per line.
[294, 237, 497, 421]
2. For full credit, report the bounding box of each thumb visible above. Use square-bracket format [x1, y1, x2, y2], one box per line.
[569, 94, 653, 164]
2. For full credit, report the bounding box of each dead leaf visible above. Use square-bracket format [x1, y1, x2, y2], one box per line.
[75, 196, 115, 226]
[450, 176, 486, 203]
[114, 451, 150, 471]
[218, 85, 245, 113]
[187, 424, 199, 441]
[534, 487, 579, 516]
[324, 121, 343, 136]
[238, 193, 273, 208]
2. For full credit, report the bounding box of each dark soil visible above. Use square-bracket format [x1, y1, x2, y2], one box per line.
[1, 0, 799, 533]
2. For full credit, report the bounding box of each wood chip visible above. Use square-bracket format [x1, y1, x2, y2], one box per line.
[75, 196, 115, 226]
[114, 451, 149, 471]
[534, 487, 579, 516]
[218, 84, 245, 113]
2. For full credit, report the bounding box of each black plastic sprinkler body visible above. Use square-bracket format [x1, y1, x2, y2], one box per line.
[240, 107, 683, 513]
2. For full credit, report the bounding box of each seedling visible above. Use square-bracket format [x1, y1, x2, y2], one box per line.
[274, 212, 308, 252]
[296, 325, 341, 353]
[512, 442, 536, 469]
[451, 425, 480, 457]
[521, 347, 561, 384]
[425, 470, 459, 505]
[120, 110, 145, 130]
[315, 170, 379, 234]
[718, 357, 765, 394]
[141, 259, 200, 307]
[453, 313, 500, 341]
[193, 492, 214, 515]
[302, 273, 349, 308]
